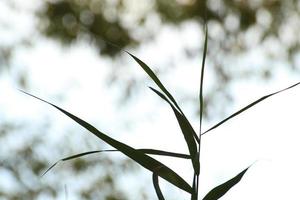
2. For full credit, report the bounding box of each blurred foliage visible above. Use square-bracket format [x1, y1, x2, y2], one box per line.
[1, 0, 300, 105]
[0, 121, 141, 199]
[37, 0, 300, 58]
[36, 0, 300, 119]
[37, 0, 138, 56]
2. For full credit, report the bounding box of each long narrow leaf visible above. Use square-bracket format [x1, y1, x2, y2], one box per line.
[195, 23, 208, 200]
[42, 149, 191, 176]
[199, 23, 208, 136]
[202, 81, 300, 135]
[138, 149, 191, 159]
[153, 173, 165, 200]
[127, 52, 181, 113]
[127, 52, 200, 143]
[150, 87, 199, 175]
[42, 150, 107, 176]
[202, 167, 249, 200]
[20, 90, 192, 194]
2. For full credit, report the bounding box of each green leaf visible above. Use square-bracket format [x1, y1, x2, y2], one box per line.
[149, 87, 199, 175]
[127, 53, 180, 112]
[153, 173, 165, 200]
[202, 81, 300, 135]
[127, 51, 200, 144]
[199, 23, 208, 136]
[138, 149, 191, 159]
[42, 149, 191, 176]
[42, 150, 107, 176]
[202, 167, 250, 200]
[194, 22, 208, 200]
[20, 90, 192, 194]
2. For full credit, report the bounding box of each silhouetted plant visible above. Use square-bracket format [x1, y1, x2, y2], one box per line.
[21, 25, 300, 200]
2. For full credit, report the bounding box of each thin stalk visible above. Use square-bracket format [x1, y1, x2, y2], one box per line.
[195, 22, 208, 200]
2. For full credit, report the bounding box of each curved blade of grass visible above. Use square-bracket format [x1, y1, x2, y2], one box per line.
[105, 45, 200, 144]
[20, 90, 192, 194]
[126, 51, 199, 142]
[202, 81, 300, 135]
[42, 149, 191, 176]
[153, 173, 165, 200]
[195, 22, 208, 200]
[41, 150, 106, 176]
[127, 52, 183, 114]
[199, 23, 208, 136]
[149, 87, 199, 175]
[202, 166, 249, 200]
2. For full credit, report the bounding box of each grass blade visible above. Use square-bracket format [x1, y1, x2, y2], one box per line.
[42, 161, 58, 177]
[199, 23, 208, 136]
[195, 22, 208, 200]
[138, 149, 191, 159]
[149, 87, 199, 143]
[41, 150, 106, 176]
[42, 149, 191, 176]
[153, 173, 166, 200]
[128, 51, 201, 144]
[20, 90, 192, 194]
[150, 87, 200, 175]
[127, 52, 182, 114]
[202, 81, 300, 135]
[202, 167, 249, 200]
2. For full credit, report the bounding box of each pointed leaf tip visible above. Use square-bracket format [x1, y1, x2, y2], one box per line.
[202, 166, 250, 200]
[127, 52, 183, 114]
[199, 22, 208, 136]
[202, 81, 300, 135]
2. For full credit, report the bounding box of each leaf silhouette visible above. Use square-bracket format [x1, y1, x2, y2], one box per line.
[202, 81, 300, 135]
[127, 51, 200, 144]
[42, 149, 191, 176]
[149, 87, 199, 175]
[202, 167, 249, 200]
[199, 22, 208, 135]
[20, 90, 193, 194]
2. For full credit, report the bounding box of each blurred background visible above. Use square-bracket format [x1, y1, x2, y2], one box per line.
[1, 0, 300, 199]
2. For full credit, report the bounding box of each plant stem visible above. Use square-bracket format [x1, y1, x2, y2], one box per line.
[195, 22, 207, 200]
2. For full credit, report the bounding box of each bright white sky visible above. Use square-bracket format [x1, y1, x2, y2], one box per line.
[1, 1, 300, 200]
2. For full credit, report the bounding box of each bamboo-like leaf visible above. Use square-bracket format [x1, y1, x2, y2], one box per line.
[42, 149, 191, 176]
[194, 22, 208, 200]
[199, 23, 208, 136]
[202, 81, 300, 135]
[20, 90, 192, 194]
[153, 173, 165, 200]
[202, 167, 249, 200]
[42, 150, 106, 176]
[127, 51, 200, 143]
[149, 87, 199, 175]
[138, 149, 191, 159]
[127, 52, 181, 113]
